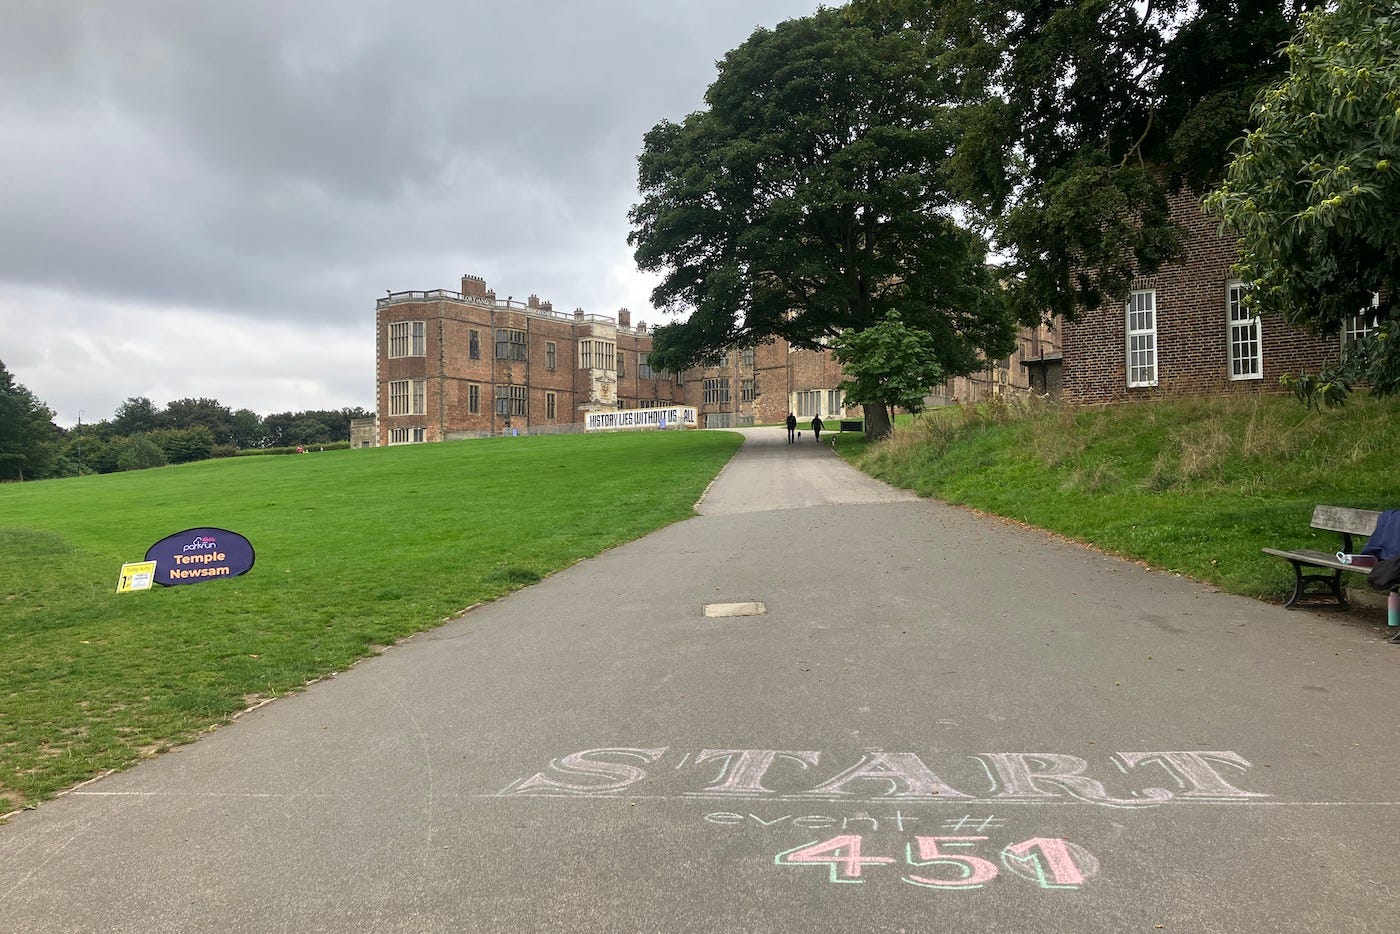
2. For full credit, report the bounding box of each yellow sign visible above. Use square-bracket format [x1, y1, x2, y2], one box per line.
[117, 561, 157, 593]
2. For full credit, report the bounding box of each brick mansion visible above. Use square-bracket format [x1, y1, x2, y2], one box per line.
[366, 273, 1057, 446]
[368, 274, 838, 445]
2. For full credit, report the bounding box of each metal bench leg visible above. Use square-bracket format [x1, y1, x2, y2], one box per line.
[1283, 562, 1306, 608]
[1328, 569, 1348, 609]
[1284, 561, 1349, 610]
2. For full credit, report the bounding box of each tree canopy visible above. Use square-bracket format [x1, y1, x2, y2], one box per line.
[629, 8, 1016, 437]
[1204, 0, 1400, 397]
[831, 312, 947, 419]
[0, 359, 59, 482]
[849, 0, 1321, 323]
[113, 396, 162, 436]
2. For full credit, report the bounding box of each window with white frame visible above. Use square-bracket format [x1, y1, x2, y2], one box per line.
[639, 353, 654, 379]
[1344, 293, 1382, 346]
[546, 342, 556, 370]
[1226, 281, 1262, 380]
[388, 427, 425, 444]
[741, 347, 755, 367]
[703, 378, 730, 404]
[495, 329, 527, 361]
[796, 389, 821, 417]
[740, 379, 756, 402]
[468, 384, 480, 414]
[827, 388, 844, 414]
[1126, 290, 1158, 387]
[495, 385, 528, 417]
[546, 392, 557, 420]
[388, 379, 425, 416]
[388, 321, 425, 358]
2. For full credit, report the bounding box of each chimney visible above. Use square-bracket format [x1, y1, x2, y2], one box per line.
[617, 308, 631, 328]
[541, 300, 553, 312]
[637, 321, 647, 334]
[460, 274, 487, 298]
[574, 307, 585, 321]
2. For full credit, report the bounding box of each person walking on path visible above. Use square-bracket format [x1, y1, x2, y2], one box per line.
[811, 414, 824, 443]
[786, 412, 797, 444]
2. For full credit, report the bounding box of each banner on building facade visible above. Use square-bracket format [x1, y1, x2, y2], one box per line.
[584, 406, 699, 432]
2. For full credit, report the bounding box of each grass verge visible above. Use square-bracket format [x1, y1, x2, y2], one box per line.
[838, 393, 1400, 600]
[0, 430, 741, 812]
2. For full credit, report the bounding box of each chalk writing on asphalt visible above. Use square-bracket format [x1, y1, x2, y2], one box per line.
[497, 747, 1270, 807]
[495, 746, 1275, 895]
[774, 832, 1099, 890]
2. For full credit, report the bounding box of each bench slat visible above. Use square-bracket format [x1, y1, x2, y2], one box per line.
[1310, 505, 1381, 536]
[1260, 547, 1373, 574]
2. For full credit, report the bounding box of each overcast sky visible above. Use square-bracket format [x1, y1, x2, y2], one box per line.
[1, 0, 823, 427]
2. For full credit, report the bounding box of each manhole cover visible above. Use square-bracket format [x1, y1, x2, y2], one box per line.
[703, 601, 768, 618]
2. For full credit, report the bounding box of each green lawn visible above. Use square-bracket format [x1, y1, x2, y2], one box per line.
[839, 392, 1400, 600]
[0, 430, 742, 812]
[8, 395, 1399, 814]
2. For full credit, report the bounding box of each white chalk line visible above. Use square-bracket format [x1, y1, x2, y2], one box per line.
[484, 793, 1400, 808]
[68, 789, 1400, 808]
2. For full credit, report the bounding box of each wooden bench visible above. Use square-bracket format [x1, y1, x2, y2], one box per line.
[1262, 505, 1382, 610]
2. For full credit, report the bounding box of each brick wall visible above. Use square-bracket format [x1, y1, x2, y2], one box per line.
[929, 317, 1063, 405]
[1063, 190, 1340, 404]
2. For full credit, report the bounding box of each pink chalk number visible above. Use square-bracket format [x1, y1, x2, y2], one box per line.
[1002, 837, 1095, 888]
[774, 835, 896, 883]
[776, 835, 1097, 890]
[904, 836, 1000, 889]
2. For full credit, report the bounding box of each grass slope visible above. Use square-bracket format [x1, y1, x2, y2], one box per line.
[0, 430, 741, 811]
[841, 393, 1400, 600]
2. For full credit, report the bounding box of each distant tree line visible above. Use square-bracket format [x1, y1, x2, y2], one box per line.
[0, 359, 369, 482]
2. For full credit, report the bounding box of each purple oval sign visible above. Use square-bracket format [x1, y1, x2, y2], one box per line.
[144, 527, 256, 586]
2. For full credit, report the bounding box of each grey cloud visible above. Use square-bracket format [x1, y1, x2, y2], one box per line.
[2, 0, 820, 423]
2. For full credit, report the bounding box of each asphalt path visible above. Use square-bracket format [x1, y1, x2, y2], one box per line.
[2, 426, 1398, 932]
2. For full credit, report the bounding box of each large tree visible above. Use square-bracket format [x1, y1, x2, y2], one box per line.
[0, 359, 59, 481]
[628, 8, 1016, 438]
[228, 408, 264, 449]
[112, 396, 162, 436]
[162, 397, 236, 445]
[1204, 0, 1400, 397]
[851, 0, 1321, 323]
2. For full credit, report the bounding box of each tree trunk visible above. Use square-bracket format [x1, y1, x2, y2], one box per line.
[863, 403, 892, 441]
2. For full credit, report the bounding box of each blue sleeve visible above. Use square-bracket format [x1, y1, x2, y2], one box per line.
[1361, 509, 1400, 559]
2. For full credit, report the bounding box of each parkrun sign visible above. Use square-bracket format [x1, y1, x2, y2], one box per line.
[584, 406, 699, 432]
[144, 527, 256, 586]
